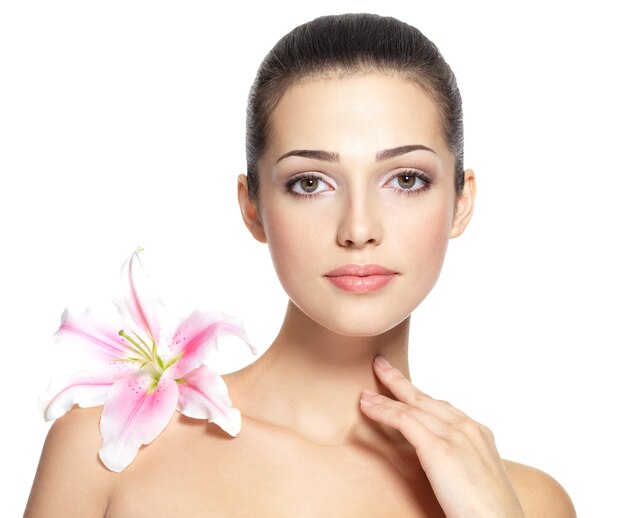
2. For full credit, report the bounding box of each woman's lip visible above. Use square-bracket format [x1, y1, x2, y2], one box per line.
[324, 264, 396, 277]
[326, 274, 396, 293]
[324, 264, 398, 293]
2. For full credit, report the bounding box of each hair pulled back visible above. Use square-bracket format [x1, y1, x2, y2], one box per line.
[245, 13, 464, 203]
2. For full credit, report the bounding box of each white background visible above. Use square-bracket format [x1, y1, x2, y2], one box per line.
[2, 1, 624, 516]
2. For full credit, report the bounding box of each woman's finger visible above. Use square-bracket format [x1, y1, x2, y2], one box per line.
[372, 355, 468, 422]
[372, 355, 428, 404]
[360, 392, 441, 449]
[360, 391, 449, 435]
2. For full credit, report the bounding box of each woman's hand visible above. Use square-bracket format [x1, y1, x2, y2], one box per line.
[360, 354, 525, 518]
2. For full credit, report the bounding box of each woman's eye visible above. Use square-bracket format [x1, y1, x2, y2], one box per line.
[387, 170, 432, 195]
[286, 170, 431, 198]
[286, 174, 332, 198]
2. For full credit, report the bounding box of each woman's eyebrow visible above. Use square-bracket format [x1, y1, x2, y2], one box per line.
[376, 144, 437, 160]
[275, 144, 436, 164]
[276, 149, 340, 163]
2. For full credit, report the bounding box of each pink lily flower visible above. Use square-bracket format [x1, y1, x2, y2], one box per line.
[39, 246, 257, 472]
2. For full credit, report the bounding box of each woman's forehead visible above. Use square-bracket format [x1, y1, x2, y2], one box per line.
[265, 73, 448, 162]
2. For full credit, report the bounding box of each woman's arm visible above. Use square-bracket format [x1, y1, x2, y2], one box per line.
[24, 406, 115, 517]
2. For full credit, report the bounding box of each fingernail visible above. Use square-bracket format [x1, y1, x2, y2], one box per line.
[362, 388, 377, 397]
[374, 355, 392, 369]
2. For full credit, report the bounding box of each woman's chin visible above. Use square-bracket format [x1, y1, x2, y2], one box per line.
[295, 303, 412, 338]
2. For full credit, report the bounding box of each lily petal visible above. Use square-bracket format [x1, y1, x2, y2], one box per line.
[165, 309, 255, 379]
[38, 370, 115, 421]
[99, 372, 179, 472]
[53, 306, 132, 369]
[177, 364, 241, 437]
[115, 246, 165, 345]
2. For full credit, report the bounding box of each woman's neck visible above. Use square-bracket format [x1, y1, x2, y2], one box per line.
[227, 299, 412, 447]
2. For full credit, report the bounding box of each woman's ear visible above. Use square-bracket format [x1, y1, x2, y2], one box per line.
[237, 174, 267, 244]
[450, 169, 476, 238]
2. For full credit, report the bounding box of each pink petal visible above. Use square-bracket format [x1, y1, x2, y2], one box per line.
[99, 372, 179, 472]
[38, 370, 116, 421]
[177, 364, 241, 437]
[165, 309, 255, 379]
[115, 246, 165, 345]
[54, 306, 130, 365]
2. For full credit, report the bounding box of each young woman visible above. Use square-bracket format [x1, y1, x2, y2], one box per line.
[25, 13, 576, 517]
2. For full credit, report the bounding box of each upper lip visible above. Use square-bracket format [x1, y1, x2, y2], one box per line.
[324, 264, 396, 277]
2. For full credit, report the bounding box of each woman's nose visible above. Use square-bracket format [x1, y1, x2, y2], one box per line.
[336, 189, 383, 248]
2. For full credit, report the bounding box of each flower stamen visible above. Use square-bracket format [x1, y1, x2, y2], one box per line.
[118, 329, 152, 360]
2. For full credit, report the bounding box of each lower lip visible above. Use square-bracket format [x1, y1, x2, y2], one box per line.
[325, 274, 396, 293]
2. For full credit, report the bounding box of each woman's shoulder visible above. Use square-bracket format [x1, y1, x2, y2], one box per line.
[25, 405, 116, 517]
[26, 402, 240, 517]
[502, 459, 577, 517]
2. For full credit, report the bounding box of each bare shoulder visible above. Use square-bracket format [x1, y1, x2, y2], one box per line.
[24, 405, 116, 518]
[503, 459, 577, 518]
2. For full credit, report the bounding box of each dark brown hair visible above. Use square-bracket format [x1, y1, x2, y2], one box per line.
[245, 13, 464, 203]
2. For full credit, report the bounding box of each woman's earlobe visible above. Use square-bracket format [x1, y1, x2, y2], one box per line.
[237, 174, 267, 244]
[450, 169, 476, 239]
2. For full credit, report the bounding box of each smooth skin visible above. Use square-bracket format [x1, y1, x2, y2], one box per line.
[25, 71, 576, 516]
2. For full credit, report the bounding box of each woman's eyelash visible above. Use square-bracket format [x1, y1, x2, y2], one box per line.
[389, 170, 432, 196]
[284, 173, 332, 198]
[284, 170, 432, 198]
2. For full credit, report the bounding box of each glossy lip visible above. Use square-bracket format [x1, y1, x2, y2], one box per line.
[324, 264, 396, 277]
[324, 264, 398, 293]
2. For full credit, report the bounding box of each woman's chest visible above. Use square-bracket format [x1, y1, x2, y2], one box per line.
[104, 420, 444, 517]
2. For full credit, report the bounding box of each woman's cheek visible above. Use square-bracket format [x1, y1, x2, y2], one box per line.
[378, 193, 447, 295]
[262, 207, 323, 287]
[405, 202, 452, 291]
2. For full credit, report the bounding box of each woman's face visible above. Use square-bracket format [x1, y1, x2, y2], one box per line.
[239, 72, 474, 336]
